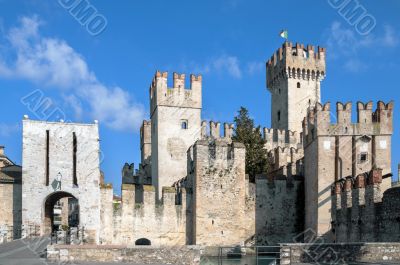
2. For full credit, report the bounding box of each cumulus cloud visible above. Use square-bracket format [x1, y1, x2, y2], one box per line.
[0, 16, 145, 131]
[183, 54, 243, 79]
[325, 22, 399, 72]
[246, 61, 264, 75]
[211, 55, 242, 79]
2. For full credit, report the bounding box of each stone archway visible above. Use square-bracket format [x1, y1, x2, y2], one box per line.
[43, 191, 79, 235]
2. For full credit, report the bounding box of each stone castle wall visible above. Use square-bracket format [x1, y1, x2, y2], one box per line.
[255, 176, 304, 245]
[332, 169, 399, 243]
[0, 182, 22, 242]
[98, 135, 254, 247]
[100, 184, 188, 246]
[187, 139, 248, 246]
[303, 101, 394, 239]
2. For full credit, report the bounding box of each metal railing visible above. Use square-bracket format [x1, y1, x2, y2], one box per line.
[50, 226, 85, 245]
[0, 224, 40, 244]
[218, 246, 282, 265]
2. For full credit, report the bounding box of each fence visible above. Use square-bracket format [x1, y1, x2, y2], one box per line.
[50, 226, 85, 245]
[0, 224, 85, 246]
[0, 224, 41, 244]
[218, 246, 282, 265]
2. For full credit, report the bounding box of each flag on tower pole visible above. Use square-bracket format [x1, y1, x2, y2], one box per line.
[280, 30, 288, 40]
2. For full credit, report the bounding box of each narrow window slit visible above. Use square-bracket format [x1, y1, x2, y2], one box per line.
[73, 132, 78, 186]
[46, 130, 50, 186]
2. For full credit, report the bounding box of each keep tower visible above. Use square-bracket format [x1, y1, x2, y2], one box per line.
[266, 42, 326, 133]
[149, 71, 202, 199]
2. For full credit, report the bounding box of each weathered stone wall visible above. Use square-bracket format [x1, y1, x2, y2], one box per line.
[47, 244, 201, 265]
[188, 139, 248, 246]
[256, 176, 303, 245]
[100, 184, 114, 244]
[244, 177, 256, 244]
[0, 182, 22, 241]
[102, 184, 188, 246]
[150, 71, 202, 199]
[332, 170, 400, 243]
[281, 243, 400, 264]
[303, 101, 394, 239]
[139, 120, 152, 179]
[22, 119, 101, 243]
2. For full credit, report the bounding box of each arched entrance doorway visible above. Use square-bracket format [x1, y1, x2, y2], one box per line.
[43, 191, 79, 235]
[135, 238, 151, 246]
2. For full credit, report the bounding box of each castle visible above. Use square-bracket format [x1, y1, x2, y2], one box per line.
[0, 41, 398, 247]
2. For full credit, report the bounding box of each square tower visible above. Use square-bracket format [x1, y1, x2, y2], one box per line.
[303, 101, 394, 240]
[22, 119, 101, 243]
[267, 42, 326, 133]
[149, 71, 202, 199]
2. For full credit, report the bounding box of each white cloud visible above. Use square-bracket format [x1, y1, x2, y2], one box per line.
[325, 22, 399, 72]
[344, 59, 368, 73]
[326, 21, 398, 52]
[382, 25, 399, 47]
[0, 16, 145, 131]
[212, 55, 242, 79]
[246, 61, 264, 75]
[183, 54, 243, 79]
[0, 123, 20, 137]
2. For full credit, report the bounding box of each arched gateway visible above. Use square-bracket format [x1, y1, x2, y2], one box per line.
[43, 191, 79, 235]
[21, 119, 102, 244]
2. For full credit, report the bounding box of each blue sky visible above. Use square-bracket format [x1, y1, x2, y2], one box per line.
[0, 0, 399, 193]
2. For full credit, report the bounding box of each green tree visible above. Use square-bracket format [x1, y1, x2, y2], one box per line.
[232, 107, 269, 182]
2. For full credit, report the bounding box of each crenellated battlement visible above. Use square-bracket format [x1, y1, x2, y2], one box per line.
[149, 71, 202, 114]
[201, 120, 234, 141]
[303, 101, 394, 145]
[332, 168, 385, 196]
[268, 146, 304, 178]
[266, 42, 326, 89]
[263, 127, 302, 151]
[121, 183, 188, 207]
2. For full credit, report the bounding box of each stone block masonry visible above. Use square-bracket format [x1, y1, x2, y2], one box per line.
[266, 42, 326, 133]
[102, 183, 189, 246]
[22, 119, 101, 243]
[332, 169, 400, 243]
[186, 138, 249, 246]
[281, 243, 400, 264]
[150, 71, 202, 200]
[303, 101, 393, 239]
[256, 175, 304, 246]
[47, 244, 201, 265]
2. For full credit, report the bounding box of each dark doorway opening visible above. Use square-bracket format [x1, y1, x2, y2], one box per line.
[135, 238, 151, 246]
[43, 191, 79, 235]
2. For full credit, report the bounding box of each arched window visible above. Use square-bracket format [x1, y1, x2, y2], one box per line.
[181, 120, 188, 129]
[135, 238, 151, 246]
[297, 82, 301, 88]
[277, 111, 281, 122]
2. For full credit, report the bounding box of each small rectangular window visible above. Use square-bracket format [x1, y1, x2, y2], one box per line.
[359, 152, 368, 163]
[181, 120, 188, 130]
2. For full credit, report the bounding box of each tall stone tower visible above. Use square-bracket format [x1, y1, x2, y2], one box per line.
[303, 101, 393, 239]
[150, 71, 202, 199]
[266, 42, 326, 133]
